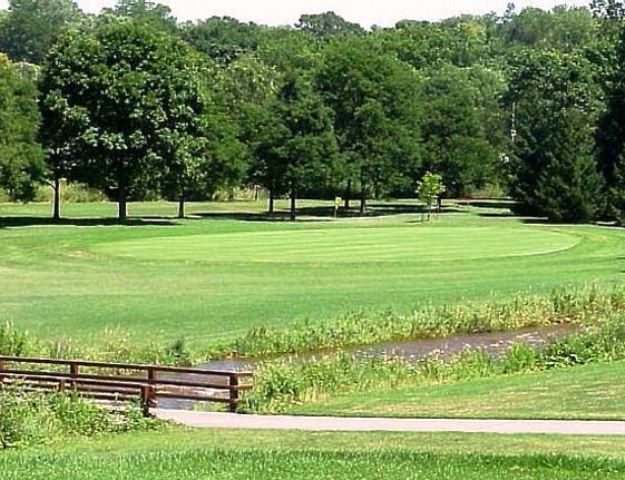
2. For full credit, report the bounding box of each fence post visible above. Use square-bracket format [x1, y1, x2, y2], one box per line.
[147, 367, 157, 407]
[70, 363, 79, 391]
[229, 373, 239, 413]
[140, 385, 151, 417]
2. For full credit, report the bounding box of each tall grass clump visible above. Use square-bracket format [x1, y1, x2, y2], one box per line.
[245, 315, 625, 413]
[229, 284, 625, 359]
[0, 323, 195, 368]
[0, 323, 31, 357]
[0, 385, 161, 450]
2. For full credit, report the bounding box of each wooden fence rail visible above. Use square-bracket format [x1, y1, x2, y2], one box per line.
[0, 356, 253, 414]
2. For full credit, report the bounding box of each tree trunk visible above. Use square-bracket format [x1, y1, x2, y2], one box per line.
[359, 185, 366, 216]
[269, 190, 275, 214]
[178, 192, 186, 219]
[344, 179, 351, 210]
[52, 175, 61, 222]
[290, 189, 297, 221]
[118, 183, 128, 223]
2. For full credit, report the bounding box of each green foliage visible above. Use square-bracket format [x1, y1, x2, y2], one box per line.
[596, 26, 625, 224]
[0, 54, 44, 201]
[503, 6, 598, 52]
[417, 65, 507, 197]
[417, 171, 445, 221]
[508, 49, 604, 222]
[296, 12, 365, 39]
[182, 16, 261, 63]
[246, 315, 625, 413]
[0, 0, 85, 64]
[257, 70, 338, 219]
[532, 109, 604, 223]
[103, 0, 177, 33]
[317, 37, 422, 209]
[0, 386, 160, 450]
[40, 18, 213, 220]
[34, 181, 107, 204]
[0, 322, 30, 356]
[226, 285, 625, 360]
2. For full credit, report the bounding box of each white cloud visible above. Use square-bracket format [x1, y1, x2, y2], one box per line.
[1, 0, 590, 28]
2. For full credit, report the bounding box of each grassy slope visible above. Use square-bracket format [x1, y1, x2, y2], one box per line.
[2, 429, 625, 479]
[1, 200, 624, 345]
[289, 361, 625, 420]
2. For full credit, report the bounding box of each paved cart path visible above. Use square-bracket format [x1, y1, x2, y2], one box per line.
[153, 409, 625, 436]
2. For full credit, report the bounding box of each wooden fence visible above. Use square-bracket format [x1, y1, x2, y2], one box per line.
[0, 356, 253, 414]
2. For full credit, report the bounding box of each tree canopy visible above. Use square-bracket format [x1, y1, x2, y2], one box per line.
[1, 1, 624, 224]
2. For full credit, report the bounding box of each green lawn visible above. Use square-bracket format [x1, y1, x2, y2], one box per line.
[1, 199, 624, 346]
[2, 429, 625, 479]
[289, 361, 625, 420]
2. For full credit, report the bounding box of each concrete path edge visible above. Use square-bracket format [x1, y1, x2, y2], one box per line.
[153, 409, 625, 436]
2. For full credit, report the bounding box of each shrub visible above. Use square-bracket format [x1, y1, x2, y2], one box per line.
[0, 386, 162, 450]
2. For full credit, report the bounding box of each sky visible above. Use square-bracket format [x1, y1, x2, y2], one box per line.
[0, 0, 590, 28]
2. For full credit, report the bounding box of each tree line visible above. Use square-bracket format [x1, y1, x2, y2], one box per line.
[2, 0, 625, 223]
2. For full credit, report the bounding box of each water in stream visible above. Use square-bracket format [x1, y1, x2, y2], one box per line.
[157, 324, 576, 410]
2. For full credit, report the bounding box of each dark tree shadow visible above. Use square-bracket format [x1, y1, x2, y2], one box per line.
[0, 216, 178, 229]
[192, 212, 296, 222]
[520, 217, 553, 225]
[190, 203, 466, 223]
[478, 212, 516, 218]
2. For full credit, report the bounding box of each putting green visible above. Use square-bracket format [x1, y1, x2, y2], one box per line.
[95, 226, 579, 264]
[2, 200, 623, 344]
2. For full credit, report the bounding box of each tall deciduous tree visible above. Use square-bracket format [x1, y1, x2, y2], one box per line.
[418, 65, 507, 197]
[0, 0, 85, 64]
[182, 17, 261, 64]
[508, 49, 604, 222]
[41, 19, 209, 221]
[103, 0, 177, 32]
[317, 37, 421, 213]
[218, 54, 279, 212]
[257, 71, 338, 220]
[296, 12, 364, 39]
[596, 26, 625, 223]
[0, 54, 44, 201]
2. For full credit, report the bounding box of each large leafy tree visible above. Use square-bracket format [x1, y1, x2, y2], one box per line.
[40, 19, 210, 221]
[317, 37, 421, 213]
[160, 96, 245, 218]
[596, 26, 625, 223]
[0, 54, 44, 201]
[0, 0, 85, 64]
[507, 49, 604, 222]
[376, 17, 493, 70]
[218, 54, 279, 211]
[103, 0, 177, 33]
[295, 12, 364, 39]
[418, 65, 507, 197]
[257, 71, 338, 220]
[182, 17, 261, 64]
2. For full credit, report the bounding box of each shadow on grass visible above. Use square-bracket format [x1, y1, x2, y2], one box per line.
[478, 212, 516, 218]
[0, 216, 178, 229]
[193, 204, 463, 222]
